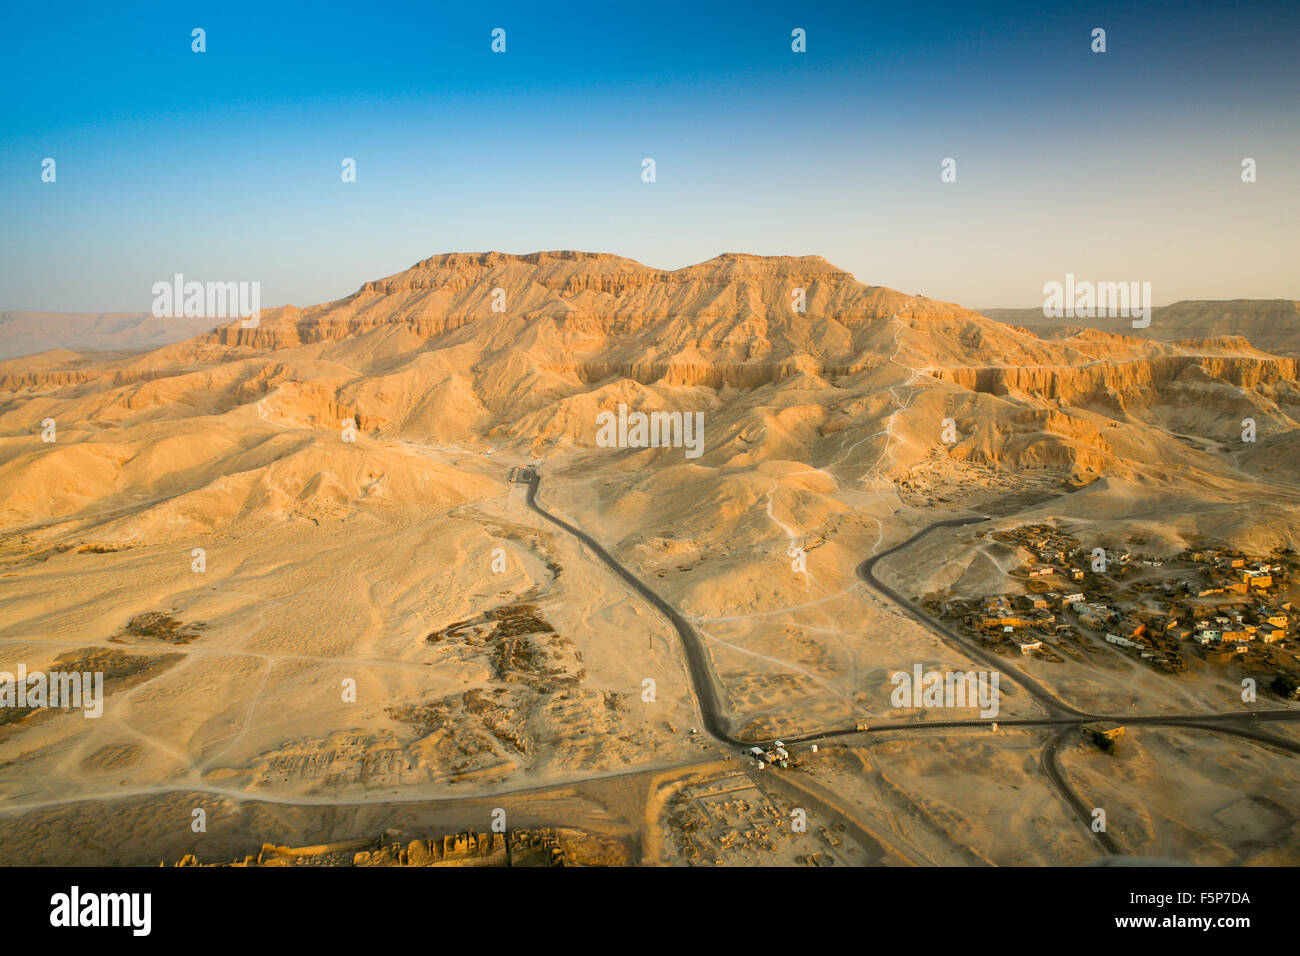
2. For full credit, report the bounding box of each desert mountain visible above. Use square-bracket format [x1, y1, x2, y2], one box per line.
[3, 250, 1300, 812]
[1, 252, 1297, 545]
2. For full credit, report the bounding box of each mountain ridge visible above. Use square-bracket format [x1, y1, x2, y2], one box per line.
[1, 251, 1297, 543]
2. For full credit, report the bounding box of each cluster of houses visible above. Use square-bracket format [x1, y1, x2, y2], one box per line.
[935, 526, 1299, 688]
[749, 741, 791, 769]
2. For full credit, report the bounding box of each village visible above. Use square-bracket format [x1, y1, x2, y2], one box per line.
[927, 524, 1300, 699]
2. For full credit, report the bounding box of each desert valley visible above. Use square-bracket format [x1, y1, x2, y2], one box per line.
[2, 250, 1299, 866]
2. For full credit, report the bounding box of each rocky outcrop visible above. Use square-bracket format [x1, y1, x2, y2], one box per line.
[544, 359, 873, 390]
[933, 355, 1297, 404]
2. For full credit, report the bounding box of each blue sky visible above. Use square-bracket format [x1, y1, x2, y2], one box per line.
[2, 0, 1297, 312]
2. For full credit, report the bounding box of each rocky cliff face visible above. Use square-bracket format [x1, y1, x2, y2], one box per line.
[933, 354, 1298, 405]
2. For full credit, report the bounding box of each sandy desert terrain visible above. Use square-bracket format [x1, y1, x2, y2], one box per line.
[2, 251, 1298, 865]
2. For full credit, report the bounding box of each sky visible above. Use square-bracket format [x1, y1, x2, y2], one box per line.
[1, 0, 1298, 313]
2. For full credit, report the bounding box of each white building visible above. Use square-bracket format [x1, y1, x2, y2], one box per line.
[1105, 633, 1142, 649]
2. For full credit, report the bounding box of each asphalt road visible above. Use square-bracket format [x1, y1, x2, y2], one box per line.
[1041, 728, 1121, 856]
[856, 513, 1087, 718]
[516, 469, 1300, 860]
[523, 471, 1300, 744]
[522, 469, 742, 745]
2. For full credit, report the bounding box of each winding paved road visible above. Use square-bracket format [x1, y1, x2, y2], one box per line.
[6, 470, 1293, 864]
[1041, 728, 1120, 856]
[6, 468, 1295, 870]
[856, 514, 1087, 719]
[520, 467, 1300, 854]
[522, 468, 1300, 749]
[522, 468, 740, 745]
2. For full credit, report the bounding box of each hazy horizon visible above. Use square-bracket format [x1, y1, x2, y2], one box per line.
[3, 247, 1300, 317]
